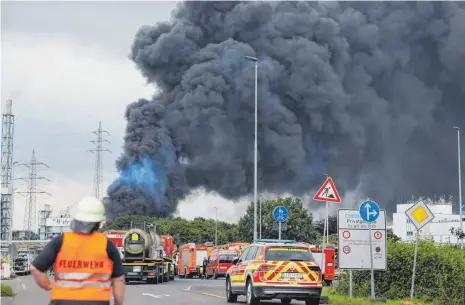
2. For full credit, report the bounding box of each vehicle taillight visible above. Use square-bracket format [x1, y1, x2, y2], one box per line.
[257, 264, 275, 272]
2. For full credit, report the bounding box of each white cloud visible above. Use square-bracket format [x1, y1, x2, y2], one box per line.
[1, 28, 252, 230]
[2, 30, 156, 230]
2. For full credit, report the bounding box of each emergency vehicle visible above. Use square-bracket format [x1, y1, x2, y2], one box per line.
[206, 249, 238, 279]
[177, 243, 211, 278]
[309, 245, 336, 286]
[220, 242, 250, 255]
[226, 239, 322, 305]
[103, 230, 126, 258]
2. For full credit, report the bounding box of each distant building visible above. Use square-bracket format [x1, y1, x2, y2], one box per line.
[38, 205, 72, 240]
[392, 197, 464, 244]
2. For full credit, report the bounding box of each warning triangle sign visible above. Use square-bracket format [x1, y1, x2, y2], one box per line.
[313, 177, 341, 203]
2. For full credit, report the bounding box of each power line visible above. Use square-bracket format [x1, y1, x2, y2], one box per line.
[89, 122, 111, 200]
[16, 149, 51, 233]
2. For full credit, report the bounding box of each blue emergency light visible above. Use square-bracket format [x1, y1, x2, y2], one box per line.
[253, 239, 296, 244]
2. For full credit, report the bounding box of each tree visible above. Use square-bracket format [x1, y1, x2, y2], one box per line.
[237, 196, 319, 243]
[314, 215, 338, 236]
[386, 228, 401, 242]
[450, 227, 465, 241]
[101, 215, 240, 246]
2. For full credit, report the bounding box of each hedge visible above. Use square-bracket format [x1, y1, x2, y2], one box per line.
[335, 239, 465, 305]
[1, 284, 15, 297]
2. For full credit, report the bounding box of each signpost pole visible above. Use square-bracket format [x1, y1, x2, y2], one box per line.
[325, 201, 329, 244]
[349, 270, 353, 302]
[410, 228, 419, 301]
[369, 224, 375, 300]
[321, 205, 327, 271]
[278, 222, 282, 240]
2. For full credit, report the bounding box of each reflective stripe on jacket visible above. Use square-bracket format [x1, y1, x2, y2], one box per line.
[51, 231, 113, 302]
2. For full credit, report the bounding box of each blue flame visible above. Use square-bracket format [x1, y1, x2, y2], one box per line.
[111, 157, 168, 202]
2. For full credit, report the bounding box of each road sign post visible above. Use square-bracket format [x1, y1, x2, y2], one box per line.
[359, 200, 381, 301]
[273, 206, 288, 240]
[405, 199, 435, 302]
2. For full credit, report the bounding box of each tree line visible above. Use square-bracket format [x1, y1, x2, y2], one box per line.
[102, 196, 400, 246]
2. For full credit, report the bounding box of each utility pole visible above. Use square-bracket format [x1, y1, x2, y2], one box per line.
[245, 55, 259, 241]
[1, 99, 15, 242]
[89, 122, 111, 200]
[454, 126, 463, 248]
[17, 150, 51, 236]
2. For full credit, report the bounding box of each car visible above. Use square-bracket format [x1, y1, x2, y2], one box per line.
[225, 239, 323, 305]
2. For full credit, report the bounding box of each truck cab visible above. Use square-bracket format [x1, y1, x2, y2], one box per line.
[206, 249, 238, 279]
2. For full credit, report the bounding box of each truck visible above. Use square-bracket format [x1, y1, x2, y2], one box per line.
[103, 230, 126, 259]
[121, 221, 175, 284]
[219, 242, 250, 255]
[177, 243, 212, 278]
[309, 245, 336, 286]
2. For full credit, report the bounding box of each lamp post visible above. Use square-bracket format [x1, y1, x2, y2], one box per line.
[214, 207, 218, 247]
[245, 55, 258, 241]
[259, 194, 262, 239]
[454, 126, 463, 248]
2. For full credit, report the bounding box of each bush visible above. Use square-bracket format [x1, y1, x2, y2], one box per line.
[335, 240, 465, 305]
[1, 284, 15, 297]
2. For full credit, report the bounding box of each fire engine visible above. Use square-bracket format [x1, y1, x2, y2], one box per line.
[309, 245, 336, 286]
[220, 242, 250, 255]
[177, 243, 212, 278]
[103, 230, 126, 258]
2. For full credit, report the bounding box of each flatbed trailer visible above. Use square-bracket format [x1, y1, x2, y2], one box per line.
[123, 256, 175, 284]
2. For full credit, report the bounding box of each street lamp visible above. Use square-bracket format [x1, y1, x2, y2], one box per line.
[259, 194, 262, 239]
[245, 55, 258, 241]
[214, 207, 218, 247]
[454, 126, 463, 248]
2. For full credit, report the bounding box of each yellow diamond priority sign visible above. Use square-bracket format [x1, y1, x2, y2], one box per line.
[405, 199, 435, 230]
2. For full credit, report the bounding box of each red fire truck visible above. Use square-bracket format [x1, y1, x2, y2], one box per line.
[103, 230, 126, 258]
[309, 245, 336, 286]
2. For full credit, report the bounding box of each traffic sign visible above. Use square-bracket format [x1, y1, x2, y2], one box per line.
[405, 199, 435, 230]
[338, 209, 387, 270]
[343, 246, 351, 254]
[342, 231, 351, 239]
[273, 206, 288, 223]
[313, 177, 342, 203]
[359, 200, 380, 223]
[374, 231, 382, 240]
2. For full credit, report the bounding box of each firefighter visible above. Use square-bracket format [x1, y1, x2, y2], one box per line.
[29, 197, 125, 305]
[202, 257, 208, 279]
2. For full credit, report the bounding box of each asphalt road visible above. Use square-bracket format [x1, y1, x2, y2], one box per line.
[2, 275, 328, 305]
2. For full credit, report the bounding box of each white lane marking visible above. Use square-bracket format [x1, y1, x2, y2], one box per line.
[183, 285, 192, 291]
[21, 283, 26, 290]
[163, 294, 170, 296]
[142, 293, 162, 298]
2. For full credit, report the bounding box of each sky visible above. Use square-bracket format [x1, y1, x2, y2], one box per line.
[1, 0, 270, 231]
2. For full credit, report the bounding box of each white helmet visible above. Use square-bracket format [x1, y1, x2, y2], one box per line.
[73, 196, 105, 223]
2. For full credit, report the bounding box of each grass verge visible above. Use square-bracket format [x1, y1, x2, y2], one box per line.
[1, 284, 16, 297]
[322, 287, 435, 305]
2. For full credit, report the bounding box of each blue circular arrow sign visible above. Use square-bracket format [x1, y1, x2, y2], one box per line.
[273, 206, 288, 223]
[359, 200, 380, 223]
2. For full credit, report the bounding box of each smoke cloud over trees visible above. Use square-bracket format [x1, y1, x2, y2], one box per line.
[104, 1, 465, 219]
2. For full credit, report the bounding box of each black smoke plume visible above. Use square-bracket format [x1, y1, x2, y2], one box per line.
[104, 1, 465, 219]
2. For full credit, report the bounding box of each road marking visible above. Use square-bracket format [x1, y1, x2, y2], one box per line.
[142, 293, 163, 298]
[163, 294, 170, 296]
[21, 283, 26, 290]
[202, 292, 226, 299]
[183, 285, 192, 291]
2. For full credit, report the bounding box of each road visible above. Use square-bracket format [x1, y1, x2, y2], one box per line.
[2, 276, 328, 305]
